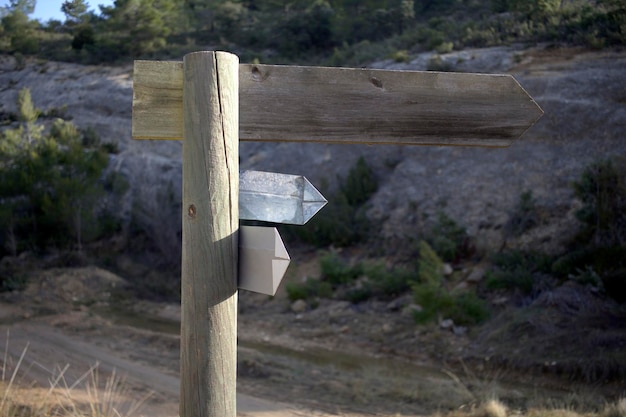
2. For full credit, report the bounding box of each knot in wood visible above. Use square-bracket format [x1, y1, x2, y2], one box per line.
[251, 65, 264, 82]
[370, 77, 383, 89]
[187, 204, 197, 219]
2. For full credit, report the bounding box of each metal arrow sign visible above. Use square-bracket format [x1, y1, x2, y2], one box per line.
[240, 170, 327, 225]
[238, 225, 290, 296]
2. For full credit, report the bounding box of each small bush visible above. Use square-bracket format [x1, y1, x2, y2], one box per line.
[429, 212, 472, 263]
[319, 252, 362, 285]
[0, 259, 27, 292]
[412, 282, 453, 323]
[486, 250, 553, 294]
[285, 278, 332, 302]
[341, 156, 378, 207]
[449, 291, 491, 325]
[572, 158, 626, 247]
[506, 190, 539, 236]
[413, 283, 490, 325]
[389, 49, 410, 62]
[417, 240, 443, 284]
[0, 89, 110, 255]
[365, 262, 415, 297]
[412, 240, 490, 325]
[485, 268, 534, 294]
[435, 41, 454, 54]
[426, 54, 454, 71]
[555, 159, 626, 302]
[568, 266, 603, 289]
[345, 286, 374, 303]
[552, 246, 626, 302]
[284, 157, 377, 248]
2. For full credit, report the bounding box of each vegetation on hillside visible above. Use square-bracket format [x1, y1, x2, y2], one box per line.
[285, 154, 626, 334]
[0, 0, 623, 65]
[0, 89, 125, 289]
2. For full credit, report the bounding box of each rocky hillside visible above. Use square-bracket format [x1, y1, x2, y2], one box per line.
[1, 46, 625, 258]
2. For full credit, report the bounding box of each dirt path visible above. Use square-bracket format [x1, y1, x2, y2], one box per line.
[2, 265, 622, 416]
[0, 319, 337, 417]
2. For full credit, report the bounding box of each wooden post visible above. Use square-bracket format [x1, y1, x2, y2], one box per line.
[180, 51, 239, 417]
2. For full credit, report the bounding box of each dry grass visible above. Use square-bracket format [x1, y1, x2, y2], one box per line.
[434, 397, 626, 417]
[479, 399, 508, 417]
[1, 333, 151, 417]
[601, 397, 626, 417]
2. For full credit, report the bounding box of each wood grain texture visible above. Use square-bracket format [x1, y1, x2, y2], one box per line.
[180, 51, 239, 417]
[133, 61, 543, 147]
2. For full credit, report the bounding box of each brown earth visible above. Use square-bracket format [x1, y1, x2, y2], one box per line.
[1, 260, 624, 417]
[0, 266, 347, 417]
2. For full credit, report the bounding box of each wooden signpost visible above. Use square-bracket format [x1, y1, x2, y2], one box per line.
[132, 51, 542, 417]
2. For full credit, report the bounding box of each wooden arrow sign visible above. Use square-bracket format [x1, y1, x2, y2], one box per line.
[238, 225, 290, 296]
[133, 61, 543, 147]
[240, 170, 327, 225]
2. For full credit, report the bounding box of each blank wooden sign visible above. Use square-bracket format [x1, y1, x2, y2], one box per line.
[133, 61, 543, 147]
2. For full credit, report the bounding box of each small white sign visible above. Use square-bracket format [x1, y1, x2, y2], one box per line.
[238, 226, 290, 296]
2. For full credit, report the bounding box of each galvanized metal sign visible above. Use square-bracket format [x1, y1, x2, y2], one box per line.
[240, 170, 327, 225]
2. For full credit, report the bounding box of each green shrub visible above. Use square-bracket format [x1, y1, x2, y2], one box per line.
[285, 278, 332, 302]
[365, 262, 415, 297]
[1, 10, 39, 54]
[486, 250, 552, 294]
[389, 49, 410, 62]
[568, 265, 604, 289]
[0, 89, 109, 255]
[345, 286, 374, 303]
[412, 282, 452, 323]
[448, 291, 490, 325]
[324, 260, 417, 303]
[417, 240, 443, 284]
[341, 156, 378, 207]
[0, 258, 27, 292]
[435, 41, 454, 54]
[313, 253, 418, 304]
[411, 240, 489, 325]
[429, 212, 471, 262]
[71, 24, 95, 51]
[319, 252, 362, 285]
[552, 246, 626, 302]
[552, 246, 626, 277]
[572, 158, 626, 247]
[284, 157, 378, 248]
[426, 54, 453, 71]
[290, 189, 363, 247]
[506, 190, 539, 236]
[555, 158, 626, 303]
[485, 268, 534, 294]
[412, 240, 447, 323]
[413, 282, 490, 325]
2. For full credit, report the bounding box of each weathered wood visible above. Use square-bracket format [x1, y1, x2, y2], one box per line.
[238, 225, 290, 296]
[180, 51, 239, 417]
[133, 61, 543, 147]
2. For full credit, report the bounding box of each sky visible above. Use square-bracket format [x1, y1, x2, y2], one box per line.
[1, 0, 115, 22]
